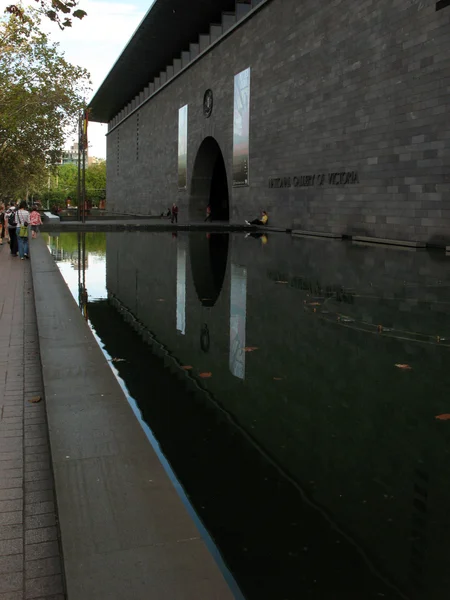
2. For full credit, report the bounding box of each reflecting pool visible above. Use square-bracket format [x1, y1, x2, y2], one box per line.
[46, 231, 450, 600]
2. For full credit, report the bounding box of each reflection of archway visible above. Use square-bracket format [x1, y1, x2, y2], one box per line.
[190, 233, 229, 307]
[190, 137, 229, 221]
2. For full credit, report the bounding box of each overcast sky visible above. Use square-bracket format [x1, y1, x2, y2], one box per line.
[2, 0, 154, 158]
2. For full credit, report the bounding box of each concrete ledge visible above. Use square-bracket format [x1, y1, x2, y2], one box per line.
[43, 211, 60, 222]
[42, 221, 249, 233]
[258, 226, 290, 233]
[292, 229, 342, 239]
[30, 237, 234, 600]
[351, 235, 426, 248]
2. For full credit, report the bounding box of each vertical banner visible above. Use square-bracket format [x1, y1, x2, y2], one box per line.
[233, 67, 251, 187]
[83, 108, 89, 150]
[178, 105, 188, 189]
[176, 242, 186, 335]
[229, 264, 247, 380]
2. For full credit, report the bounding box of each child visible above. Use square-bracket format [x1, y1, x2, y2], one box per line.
[29, 206, 42, 238]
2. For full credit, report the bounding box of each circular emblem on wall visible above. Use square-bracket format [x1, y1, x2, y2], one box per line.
[203, 89, 213, 118]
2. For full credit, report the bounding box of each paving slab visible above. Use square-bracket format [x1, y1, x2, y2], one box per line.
[30, 236, 235, 599]
[0, 243, 65, 599]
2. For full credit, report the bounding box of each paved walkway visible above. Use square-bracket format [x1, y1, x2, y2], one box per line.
[0, 243, 65, 600]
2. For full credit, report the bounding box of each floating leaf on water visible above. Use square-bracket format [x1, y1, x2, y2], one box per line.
[199, 372, 212, 378]
[309, 302, 321, 306]
[157, 298, 165, 302]
[340, 317, 355, 323]
[182, 365, 193, 370]
[110, 358, 125, 363]
[28, 396, 41, 404]
[436, 414, 450, 421]
[395, 364, 412, 370]
[244, 346, 259, 352]
[275, 280, 289, 284]
[201, 298, 212, 302]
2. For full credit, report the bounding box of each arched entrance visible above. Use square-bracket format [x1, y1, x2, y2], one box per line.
[190, 137, 229, 222]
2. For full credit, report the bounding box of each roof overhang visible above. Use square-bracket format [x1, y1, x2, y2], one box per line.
[89, 0, 237, 123]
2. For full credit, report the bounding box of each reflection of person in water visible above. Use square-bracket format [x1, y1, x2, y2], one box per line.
[200, 323, 210, 353]
[245, 231, 269, 245]
[245, 210, 268, 226]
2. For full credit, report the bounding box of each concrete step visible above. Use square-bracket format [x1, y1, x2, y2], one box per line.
[352, 235, 426, 248]
[236, 1, 252, 20]
[173, 58, 182, 75]
[292, 229, 342, 239]
[222, 12, 236, 32]
[189, 42, 200, 59]
[210, 24, 223, 42]
[181, 50, 190, 68]
[199, 33, 210, 52]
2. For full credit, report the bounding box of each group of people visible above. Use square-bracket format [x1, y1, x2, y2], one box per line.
[161, 204, 179, 223]
[0, 201, 43, 259]
[160, 203, 269, 227]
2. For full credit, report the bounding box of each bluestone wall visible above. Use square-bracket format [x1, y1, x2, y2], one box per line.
[106, 0, 450, 244]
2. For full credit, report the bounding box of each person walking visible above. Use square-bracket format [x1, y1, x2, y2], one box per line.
[29, 206, 42, 238]
[171, 202, 179, 224]
[204, 204, 212, 222]
[0, 203, 5, 245]
[5, 202, 18, 256]
[15, 200, 30, 260]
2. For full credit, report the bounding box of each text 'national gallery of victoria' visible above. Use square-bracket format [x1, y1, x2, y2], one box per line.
[90, 0, 450, 245]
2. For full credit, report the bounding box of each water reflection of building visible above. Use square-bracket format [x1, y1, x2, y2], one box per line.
[102, 231, 450, 600]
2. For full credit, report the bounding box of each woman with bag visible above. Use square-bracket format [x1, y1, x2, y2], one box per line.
[15, 200, 30, 259]
[0, 203, 5, 245]
[5, 202, 17, 256]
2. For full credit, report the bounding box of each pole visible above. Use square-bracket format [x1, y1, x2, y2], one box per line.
[77, 113, 82, 221]
[81, 136, 86, 224]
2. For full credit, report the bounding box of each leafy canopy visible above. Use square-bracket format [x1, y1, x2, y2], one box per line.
[6, 1, 87, 30]
[0, 10, 90, 200]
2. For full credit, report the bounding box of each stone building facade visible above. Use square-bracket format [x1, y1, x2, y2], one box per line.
[90, 0, 450, 245]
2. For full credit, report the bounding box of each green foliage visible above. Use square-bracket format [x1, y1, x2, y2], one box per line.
[37, 161, 106, 209]
[0, 10, 90, 201]
[44, 232, 106, 255]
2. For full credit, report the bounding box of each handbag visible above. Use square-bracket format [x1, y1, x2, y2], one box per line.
[17, 211, 28, 238]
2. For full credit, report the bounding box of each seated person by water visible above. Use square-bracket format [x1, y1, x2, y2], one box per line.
[245, 210, 268, 226]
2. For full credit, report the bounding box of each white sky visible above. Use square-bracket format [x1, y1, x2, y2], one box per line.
[2, 0, 154, 158]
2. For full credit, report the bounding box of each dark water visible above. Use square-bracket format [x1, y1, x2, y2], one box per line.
[46, 231, 450, 600]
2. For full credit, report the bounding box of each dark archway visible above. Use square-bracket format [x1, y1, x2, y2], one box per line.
[190, 137, 229, 222]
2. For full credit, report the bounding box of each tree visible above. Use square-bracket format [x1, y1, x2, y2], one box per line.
[0, 11, 90, 200]
[37, 161, 106, 209]
[85, 161, 106, 195]
[6, 1, 87, 30]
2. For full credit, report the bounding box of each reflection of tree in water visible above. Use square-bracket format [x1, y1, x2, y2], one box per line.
[44, 232, 106, 256]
